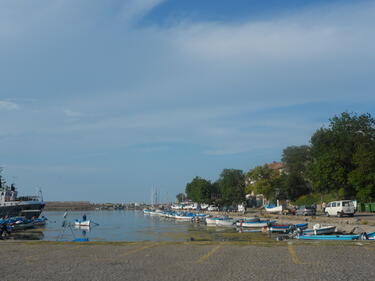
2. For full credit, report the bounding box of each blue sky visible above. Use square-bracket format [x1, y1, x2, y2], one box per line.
[0, 0, 374, 203]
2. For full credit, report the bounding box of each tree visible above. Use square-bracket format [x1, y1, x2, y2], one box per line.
[185, 177, 213, 203]
[245, 165, 278, 201]
[176, 193, 186, 202]
[348, 141, 375, 201]
[282, 145, 310, 176]
[281, 145, 311, 200]
[217, 169, 245, 206]
[308, 112, 375, 200]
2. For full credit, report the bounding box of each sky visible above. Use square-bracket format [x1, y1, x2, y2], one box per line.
[0, 0, 374, 203]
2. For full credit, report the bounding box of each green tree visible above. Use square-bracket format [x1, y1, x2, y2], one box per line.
[308, 112, 375, 199]
[217, 169, 245, 206]
[176, 193, 186, 202]
[282, 145, 310, 175]
[281, 145, 311, 200]
[348, 141, 375, 201]
[245, 165, 279, 201]
[185, 177, 213, 203]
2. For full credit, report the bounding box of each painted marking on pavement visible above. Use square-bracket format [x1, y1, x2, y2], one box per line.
[287, 243, 301, 264]
[196, 244, 222, 263]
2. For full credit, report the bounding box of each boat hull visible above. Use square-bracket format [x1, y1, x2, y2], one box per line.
[0, 202, 45, 219]
[265, 206, 283, 213]
[74, 220, 91, 226]
[303, 226, 336, 235]
[236, 220, 274, 228]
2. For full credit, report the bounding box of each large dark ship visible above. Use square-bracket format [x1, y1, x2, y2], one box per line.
[0, 174, 45, 219]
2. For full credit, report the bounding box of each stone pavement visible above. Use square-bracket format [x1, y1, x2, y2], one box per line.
[1, 241, 375, 281]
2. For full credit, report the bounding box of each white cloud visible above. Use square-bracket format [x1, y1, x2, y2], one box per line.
[0, 100, 20, 111]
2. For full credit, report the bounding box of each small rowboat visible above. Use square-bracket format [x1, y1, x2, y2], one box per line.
[236, 220, 275, 228]
[302, 224, 336, 235]
[74, 220, 91, 226]
[268, 223, 308, 233]
[215, 218, 236, 227]
[298, 231, 375, 241]
[174, 213, 194, 221]
[32, 217, 48, 227]
[205, 217, 222, 225]
[264, 204, 283, 214]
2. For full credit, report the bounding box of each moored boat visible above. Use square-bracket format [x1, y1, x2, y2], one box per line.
[74, 220, 91, 226]
[0, 174, 45, 219]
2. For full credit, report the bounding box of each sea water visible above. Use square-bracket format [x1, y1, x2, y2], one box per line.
[16, 210, 270, 242]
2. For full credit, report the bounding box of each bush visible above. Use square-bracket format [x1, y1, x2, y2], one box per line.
[294, 194, 321, 206]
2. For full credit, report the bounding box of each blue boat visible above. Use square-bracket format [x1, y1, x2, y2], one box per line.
[298, 231, 375, 241]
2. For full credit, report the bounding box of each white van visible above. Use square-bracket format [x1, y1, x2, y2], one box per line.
[324, 200, 355, 217]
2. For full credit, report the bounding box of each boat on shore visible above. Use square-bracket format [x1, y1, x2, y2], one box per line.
[267, 223, 308, 233]
[236, 220, 275, 228]
[264, 204, 283, 214]
[297, 232, 375, 241]
[215, 218, 236, 227]
[302, 224, 336, 235]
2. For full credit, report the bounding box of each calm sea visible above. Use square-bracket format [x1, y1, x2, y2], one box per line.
[17, 210, 261, 242]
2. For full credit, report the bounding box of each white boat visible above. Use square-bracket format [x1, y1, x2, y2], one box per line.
[236, 220, 274, 228]
[215, 218, 236, 227]
[143, 209, 152, 215]
[174, 213, 194, 221]
[264, 205, 283, 213]
[205, 217, 221, 225]
[74, 220, 91, 226]
[303, 224, 336, 235]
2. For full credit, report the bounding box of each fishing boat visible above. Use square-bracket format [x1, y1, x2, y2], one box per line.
[0, 174, 45, 219]
[302, 224, 336, 235]
[264, 204, 283, 214]
[74, 220, 91, 226]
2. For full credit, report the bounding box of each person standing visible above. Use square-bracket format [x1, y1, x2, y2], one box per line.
[322, 202, 326, 213]
[83, 214, 87, 221]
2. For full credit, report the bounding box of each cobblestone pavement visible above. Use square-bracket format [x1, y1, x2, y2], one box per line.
[1, 241, 375, 281]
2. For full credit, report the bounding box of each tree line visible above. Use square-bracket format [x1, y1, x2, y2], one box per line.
[177, 112, 375, 206]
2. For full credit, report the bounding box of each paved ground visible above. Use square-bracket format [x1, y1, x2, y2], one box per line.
[1, 241, 375, 281]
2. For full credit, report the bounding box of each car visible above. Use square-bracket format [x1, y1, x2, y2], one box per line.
[325, 200, 355, 217]
[207, 205, 219, 211]
[282, 206, 296, 215]
[295, 205, 316, 216]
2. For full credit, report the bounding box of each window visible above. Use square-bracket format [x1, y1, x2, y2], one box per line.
[327, 203, 331, 207]
[343, 201, 349, 206]
[332, 202, 336, 207]
[337, 202, 341, 207]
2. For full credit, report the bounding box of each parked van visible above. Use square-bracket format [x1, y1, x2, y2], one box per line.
[325, 200, 355, 217]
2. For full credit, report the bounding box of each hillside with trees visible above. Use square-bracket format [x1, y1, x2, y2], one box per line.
[177, 112, 375, 206]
